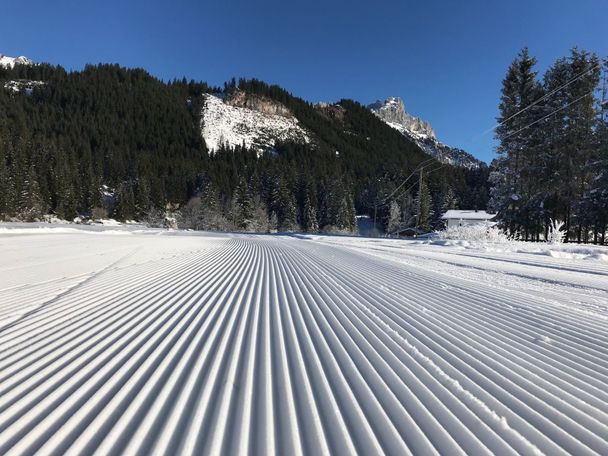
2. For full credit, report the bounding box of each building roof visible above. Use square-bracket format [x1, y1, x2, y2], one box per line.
[441, 210, 495, 220]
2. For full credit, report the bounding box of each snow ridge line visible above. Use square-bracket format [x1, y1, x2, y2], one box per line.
[294, 240, 608, 454]
[279, 242, 521, 454]
[362, 305, 544, 456]
[0, 246, 142, 335]
[0, 242, 227, 358]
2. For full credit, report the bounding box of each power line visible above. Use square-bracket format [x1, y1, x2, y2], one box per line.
[373, 160, 443, 230]
[480, 61, 601, 136]
[377, 163, 445, 209]
[379, 158, 435, 204]
[502, 89, 596, 141]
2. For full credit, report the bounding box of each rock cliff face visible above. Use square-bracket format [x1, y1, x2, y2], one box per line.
[225, 90, 292, 117]
[368, 97, 435, 138]
[368, 97, 483, 169]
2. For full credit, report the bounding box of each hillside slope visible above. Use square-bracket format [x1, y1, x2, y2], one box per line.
[0, 60, 489, 227]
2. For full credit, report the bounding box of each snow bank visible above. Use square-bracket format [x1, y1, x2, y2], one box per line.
[436, 224, 509, 243]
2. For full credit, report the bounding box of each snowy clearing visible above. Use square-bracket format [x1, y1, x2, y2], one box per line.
[1, 226, 607, 455]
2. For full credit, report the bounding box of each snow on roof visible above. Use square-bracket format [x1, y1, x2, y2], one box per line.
[441, 210, 495, 220]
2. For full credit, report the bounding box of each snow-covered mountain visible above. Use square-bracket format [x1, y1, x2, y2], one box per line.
[368, 97, 436, 138]
[368, 97, 483, 169]
[0, 54, 33, 68]
[201, 92, 311, 154]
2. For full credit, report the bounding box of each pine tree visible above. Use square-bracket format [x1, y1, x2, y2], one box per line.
[250, 196, 270, 232]
[19, 164, 45, 221]
[416, 178, 432, 231]
[197, 180, 224, 230]
[280, 188, 298, 231]
[584, 60, 608, 243]
[541, 49, 601, 241]
[387, 200, 401, 234]
[302, 194, 319, 233]
[565, 49, 601, 242]
[115, 181, 136, 221]
[234, 177, 253, 230]
[135, 176, 152, 217]
[491, 47, 543, 236]
[271, 178, 298, 231]
[0, 144, 8, 217]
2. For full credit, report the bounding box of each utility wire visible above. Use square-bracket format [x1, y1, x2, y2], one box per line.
[480, 61, 601, 136]
[501, 89, 596, 141]
[377, 163, 445, 209]
[377, 157, 435, 205]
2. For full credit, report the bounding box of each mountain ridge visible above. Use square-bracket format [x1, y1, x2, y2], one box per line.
[368, 97, 484, 169]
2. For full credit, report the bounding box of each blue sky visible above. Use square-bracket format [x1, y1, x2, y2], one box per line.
[2, 0, 607, 162]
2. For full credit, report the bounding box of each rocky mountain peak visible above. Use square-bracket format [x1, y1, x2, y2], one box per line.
[368, 97, 436, 139]
[368, 96, 483, 169]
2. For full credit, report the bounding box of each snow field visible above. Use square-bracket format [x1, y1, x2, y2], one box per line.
[0, 229, 607, 455]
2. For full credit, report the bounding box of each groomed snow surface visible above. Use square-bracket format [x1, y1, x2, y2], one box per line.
[1, 226, 607, 455]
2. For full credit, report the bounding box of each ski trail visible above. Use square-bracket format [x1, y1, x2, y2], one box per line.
[0, 231, 606, 455]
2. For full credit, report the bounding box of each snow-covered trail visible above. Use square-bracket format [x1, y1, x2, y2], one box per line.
[0, 230, 607, 455]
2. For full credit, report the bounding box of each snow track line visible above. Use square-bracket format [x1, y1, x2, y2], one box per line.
[0, 233, 607, 455]
[0, 246, 143, 335]
[295, 240, 608, 455]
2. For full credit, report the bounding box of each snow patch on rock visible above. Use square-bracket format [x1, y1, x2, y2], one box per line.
[201, 93, 311, 155]
[368, 97, 484, 169]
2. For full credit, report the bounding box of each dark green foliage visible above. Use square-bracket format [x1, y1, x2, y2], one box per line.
[0, 63, 487, 233]
[416, 178, 432, 232]
[0, 62, 213, 220]
[491, 48, 606, 242]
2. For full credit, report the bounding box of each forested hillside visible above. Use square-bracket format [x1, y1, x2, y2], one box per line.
[0, 62, 488, 232]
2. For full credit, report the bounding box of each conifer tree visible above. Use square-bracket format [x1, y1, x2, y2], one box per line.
[234, 177, 253, 230]
[540, 49, 600, 241]
[302, 194, 319, 233]
[491, 47, 543, 236]
[387, 200, 401, 234]
[416, 178, 432, 231]
[115, 181, 137, 220]
[19, 164, 45, 221]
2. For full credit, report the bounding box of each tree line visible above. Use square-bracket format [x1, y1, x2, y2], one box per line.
[0, 63, 488, 233]
[490, 48, 607, 243]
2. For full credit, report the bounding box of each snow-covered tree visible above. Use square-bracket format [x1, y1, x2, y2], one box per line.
[234, 177, 253, 230]
[19, 164, 45, 221]
[541, 49, 601, 241]
[272, 178, 298, 232]
[387, 200, 401, 234]
[302, 194, 319, 233]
